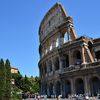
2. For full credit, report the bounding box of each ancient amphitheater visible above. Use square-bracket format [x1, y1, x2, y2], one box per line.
[38, 3, 100, 98]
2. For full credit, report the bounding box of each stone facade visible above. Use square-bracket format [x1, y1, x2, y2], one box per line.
[38, 3, 100, 98]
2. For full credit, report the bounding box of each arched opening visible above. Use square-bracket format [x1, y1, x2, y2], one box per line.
[55, 57, 59, 70]
[65, 81, 71, 98]
[88, 41, 93, 54]
[75, 78, 84, 95]
[95, 51, 100, 61]
[44, 62, 47, 74]
[41, 83, 46, 95]
[60, 33, 64, 45]
[56, 37, 58, 47]
[48, 60, 52, 72]
[90, 77, 100, 96]
[40, 66, 43, 76]
[55, 81, 61, 97]
[73, 50, 82, 65]
[64, 32, 68, 43]
[66, 55, 69, 67]
[44, 84, 47, 95]
[49, 83, 53, 97]
[62, 55, 69, 68]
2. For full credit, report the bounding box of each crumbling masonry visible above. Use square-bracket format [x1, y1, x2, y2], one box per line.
[38, 3, 100, 98]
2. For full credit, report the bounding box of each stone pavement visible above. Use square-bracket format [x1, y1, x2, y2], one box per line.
[22, 98, 100, 100]
[22, 98, 68, 100]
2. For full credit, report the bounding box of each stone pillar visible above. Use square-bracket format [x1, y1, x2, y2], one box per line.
[61, 80, 65, 97]
[47, 85, 50, 97]
[51, 57, 55, 72]
[84, 43, 94, 62]
[81, 44, 86, 64]
[84, 76, 91, 95]
[59, 57, 62, 72]
[67, 28, 71, 42]
[46, 60, 49, 73]
[71, 78, 75, 95]
[53, 84, 56, 97]
[69, 50, 72, 66]
[66, 16, 77, 41]
[60, 80, 63, 96]
[52, 36, 55, 49]
[41, 83, 43, 95]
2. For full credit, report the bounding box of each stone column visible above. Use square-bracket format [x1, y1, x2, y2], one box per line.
[61, 80, 65, 97]
[52, 36, 55, 49]
[59, 57, 62, 72]
[51, 57, 55, 72]
[84, 76, 91, 95]
[53, 83, 56, 97]
[47, 85, 50, 97]
[84, 43, 94, 62]
[41, 83, 43, 95]
[67, 27, 71, 42]
[60, 80, 63, 96]
[81, 44, 86, 64]
[46, 60, 49, 74]
[66, 16, 77, 41]
[69, 50, 72, 66]
[71, 78, 75, 95]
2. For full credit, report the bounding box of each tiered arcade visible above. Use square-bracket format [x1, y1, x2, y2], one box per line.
[38, 3, 100, 98]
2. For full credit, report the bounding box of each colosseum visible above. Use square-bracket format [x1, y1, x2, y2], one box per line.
[38, 3, 100, 98]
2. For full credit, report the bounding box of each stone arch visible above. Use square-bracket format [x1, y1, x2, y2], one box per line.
[55, 81, 61, 97]
[95, 50, 100, 61]
[65, 80, 71, 98]
[55, 57, 59, 70]
[88, 41, 93, 53]
[40, 64, 43, 76]
[62, 54, 69, 68]
[44, 83, 47, 95]
[75, 78, 84, 94]
[43, 62, 47, 74]
[90, 76, 100, 96]
[49, 83, 53, 97]
[65, 54, 69, 67]
[48, 60, 52, 72]
[73, 50, 82, 65]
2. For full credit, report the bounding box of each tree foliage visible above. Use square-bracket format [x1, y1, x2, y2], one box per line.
[0, 58, 40, 99]
[0, 59, 11, 100]
[28, 76, 40, 93]
[12, 72, 40, 94]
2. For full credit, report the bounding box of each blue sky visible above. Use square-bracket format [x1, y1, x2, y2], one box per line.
[0, 0, 100, 76]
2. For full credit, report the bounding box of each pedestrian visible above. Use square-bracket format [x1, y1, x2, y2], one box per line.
[38, 95, 40, 100]
[57, 95, 60, 100]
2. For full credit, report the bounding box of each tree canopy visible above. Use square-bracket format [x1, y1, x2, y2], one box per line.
[0, 59, 11, 100]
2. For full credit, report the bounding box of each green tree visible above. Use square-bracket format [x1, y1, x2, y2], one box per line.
[22, 75, 32, 92]
[12, 72, 40, 94]
[5, 59, 11, 99]
[0, 59, 5, 99]
[28, 76, 39, 93]
[0, 59, 11, 100]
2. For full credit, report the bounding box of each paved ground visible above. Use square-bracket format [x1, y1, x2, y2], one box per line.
[23, 99, 68, 100]
[22, 98, 100, 100]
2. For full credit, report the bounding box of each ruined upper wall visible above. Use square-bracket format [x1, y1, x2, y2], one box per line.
[39, 2, 68, 42]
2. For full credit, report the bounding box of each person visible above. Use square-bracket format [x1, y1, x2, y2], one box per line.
[37, 95, 40, 100]
[57, 95, 61, 100]
[44, 95, 47, 100]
